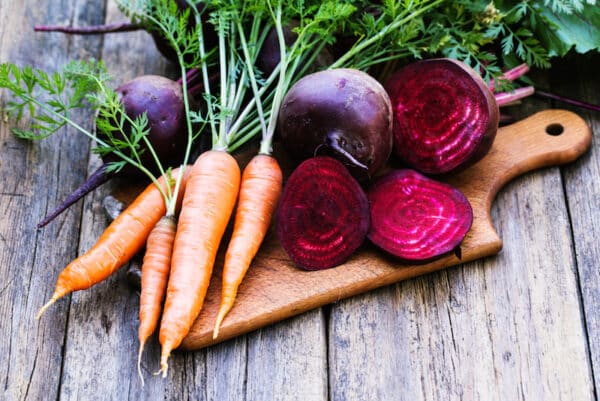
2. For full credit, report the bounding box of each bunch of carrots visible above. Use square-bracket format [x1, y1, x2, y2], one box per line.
[31, 0, 289, 381]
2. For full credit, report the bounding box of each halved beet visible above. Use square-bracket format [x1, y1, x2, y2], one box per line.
[367, 169, 473, 262]
[385, 58, 499, 175]
[277, 156, 370, 270]
[278, 68, 393, 177]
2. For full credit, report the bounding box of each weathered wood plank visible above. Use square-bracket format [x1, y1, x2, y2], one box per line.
[245, 310, 328, 401]
[0, 1, 105, 401]
[552, 54, 600, 392]
[327, 71, 596, 399]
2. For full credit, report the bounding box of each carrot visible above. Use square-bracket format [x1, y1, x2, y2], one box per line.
[212, 154, 282, 339]
[36, 167, 189, 318]
[137, 214, 177, 385]
[158, 150, 240, 376]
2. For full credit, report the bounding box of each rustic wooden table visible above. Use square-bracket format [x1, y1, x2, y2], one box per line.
[1, 1, 599, 400]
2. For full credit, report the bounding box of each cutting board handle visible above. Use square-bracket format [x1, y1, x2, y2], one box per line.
[448, 109, 592, 251]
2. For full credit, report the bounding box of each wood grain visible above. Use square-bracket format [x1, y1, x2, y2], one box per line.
[552, 54, 600, 394]
[0, 1, 105, 400]
[182, 109, 592, 350]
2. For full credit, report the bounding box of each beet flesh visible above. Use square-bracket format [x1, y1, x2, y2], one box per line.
[367, 169, 473, 262]
[278, 68, 393, 177]
[277, 156, 370, 270]
[385, 58, 499, 175]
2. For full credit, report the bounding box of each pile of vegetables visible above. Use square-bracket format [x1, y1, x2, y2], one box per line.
[1, 0, 599, 382]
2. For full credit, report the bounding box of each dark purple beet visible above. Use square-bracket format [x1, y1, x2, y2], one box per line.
[277, 156, 370, 270]
[367, 169, 473, 262]
[385, 58, 499, 175]
[113, 74, 189, 169]
[278, 68, 393, 177]
[257, 23, 298, 76]
[37, 75, 191, 228]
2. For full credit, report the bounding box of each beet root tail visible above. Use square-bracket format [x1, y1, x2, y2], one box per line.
[34, 21, 141, 35]
[37, 164, 115, 228]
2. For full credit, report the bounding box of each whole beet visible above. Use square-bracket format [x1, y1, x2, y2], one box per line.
[257, 24, 298, 76]
[37, 75, 191, 228]
[113, 74, 189, 170]
[278, 68, 393, 177]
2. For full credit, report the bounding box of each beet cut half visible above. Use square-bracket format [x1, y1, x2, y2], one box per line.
[277, 156, 370, 270]
[385, 58, 499, 175]
[367, 169, 473, 263]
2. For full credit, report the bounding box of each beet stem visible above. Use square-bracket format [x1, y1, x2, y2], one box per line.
[34, 21, 141, 35]
[489, 63, 530, 91]
[187, 81, 206, 99]
[495, 86, 535, 107]
[534, 90, 600, 113]
[37, 164, 116, 228]
[177, 68, 199, 85]
[325, 132, 369, 171]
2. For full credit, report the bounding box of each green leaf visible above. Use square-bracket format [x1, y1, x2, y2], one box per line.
[533, 4, 600, 56]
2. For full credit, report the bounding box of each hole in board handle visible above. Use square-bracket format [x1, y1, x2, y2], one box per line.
[546, 123, 564, 136]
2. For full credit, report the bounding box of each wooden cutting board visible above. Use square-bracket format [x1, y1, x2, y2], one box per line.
[166, 109, 590, 350]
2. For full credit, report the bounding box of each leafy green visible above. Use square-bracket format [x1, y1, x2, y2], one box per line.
[0, 60, 108, 140]
[3, 0, 599, 177]
[533, 3, 600, 56]
[490, 0, 600, 63]
[0, 59, 179, 203]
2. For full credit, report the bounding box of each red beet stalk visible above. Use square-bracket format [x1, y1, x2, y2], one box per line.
[495, 86, 535, 107]
[367, 169, 473, 262]
[277, 156, 370, 270]
[488, 63, 530, 91]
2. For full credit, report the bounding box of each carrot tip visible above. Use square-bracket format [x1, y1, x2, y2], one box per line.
[212, 307, 227, 340]
[36, 296, 58, 320]
[159, 362, 168, 379]
[137, 343, 146, 387]
[158, 349, 171, 379]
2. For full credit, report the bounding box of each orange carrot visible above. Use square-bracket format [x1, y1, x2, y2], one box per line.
[37, 167, 189, 318]
[159, 150, 240, 376]
[213, 154, 282, 339]
[137, 214, 177, 384]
